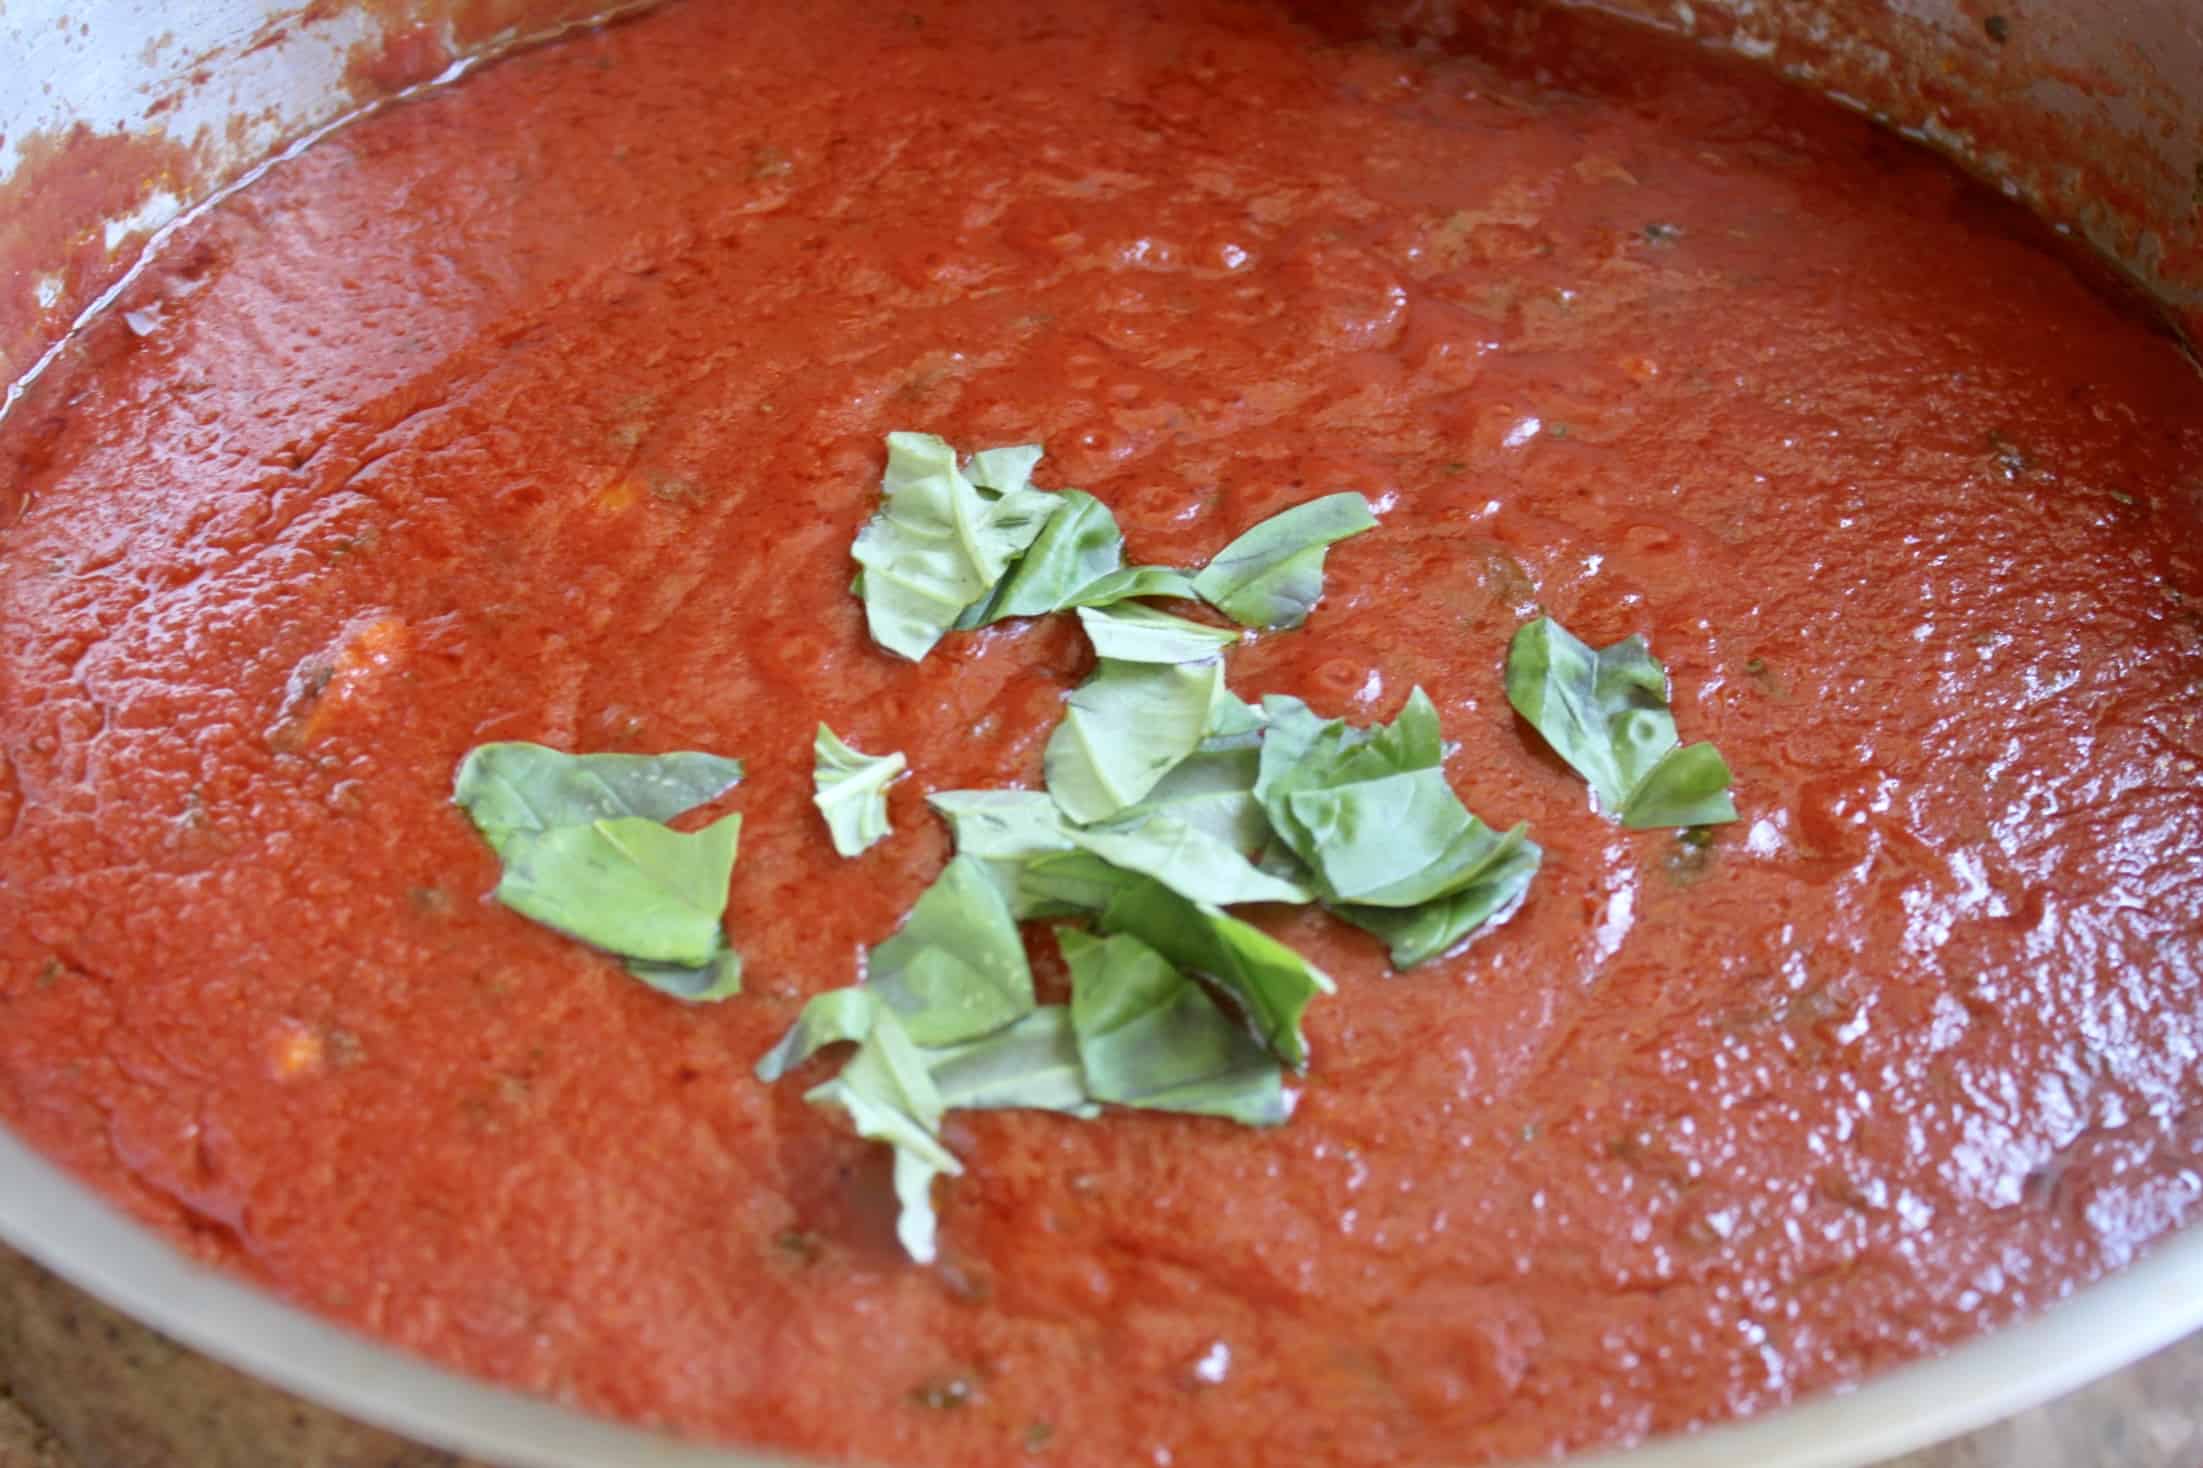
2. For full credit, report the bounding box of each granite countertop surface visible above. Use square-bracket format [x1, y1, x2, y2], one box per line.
[2, 1241, 2198, 1468]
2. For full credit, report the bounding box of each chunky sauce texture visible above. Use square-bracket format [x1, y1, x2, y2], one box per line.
[3, 2, 2201, 1463]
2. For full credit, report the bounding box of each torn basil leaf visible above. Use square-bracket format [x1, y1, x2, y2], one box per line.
[1022, 853, 1333, 1069]
[1074, 603, 1239, 664]
[1015, 848, 1146, 916]
[851, 432, 1056, 661]
[1043, 657, 1226, 824]
[755, 987, 882, 1083]
[812, 723, 907, 857]
[1201, 682, 1268, 749]
[1255, 689, 1540, 968]
[1062, 930, 1288, 1126]
[1331, 823, 1542, 968]
[1069, 813, 1310, 907]
[491, 812, 741, 968]
[1191, 492, 1377, 630]
[759, 987, 1095, 1266]
[966, 443, 1044, 495]
[1097, 873, 1333, 1070]
[1116, 744, 1267, 852]
[1071, 564, 1200, 608]
[626, 945, 744, 1002]
[453, 743, 747, 1000]
[802, 1005, 962, 1264]
[866, 854, 1035, 1045]
[1504, 616, 1738, 828]
[927, 1007, 1098, 1116]
[960, 488, 1198, 626]
[453, 742, 743, 845]
[924, 788, 1078, 918]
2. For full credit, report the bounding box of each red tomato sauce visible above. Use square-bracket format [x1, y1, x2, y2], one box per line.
[3, 2, 2201, 1463]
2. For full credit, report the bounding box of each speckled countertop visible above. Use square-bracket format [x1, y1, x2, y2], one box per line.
[1, 1244, 2197, 1468]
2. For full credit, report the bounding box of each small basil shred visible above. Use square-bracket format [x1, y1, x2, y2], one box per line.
[1503, 615, 1739, 828]
[812, 723, 906, 857]
[1191, 491, 1378, 629]
[452, 742, 746, 998]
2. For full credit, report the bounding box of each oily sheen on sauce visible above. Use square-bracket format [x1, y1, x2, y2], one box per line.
[2, 2, 2200, 1465]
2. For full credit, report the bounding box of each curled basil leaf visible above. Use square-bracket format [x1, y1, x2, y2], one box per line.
[851, 432, 1056, 661]
[1043, 657, 1226, 824]
[812, 723, 907, 857]
[759, 984, 1097, 1265]
[1191, 492, 1377, 629]
[1062, 930, 1287, 1126]
[1115, 744, 1267, 852]
[454, 742, 742, 844]
[756, 987, 882, 1083]
[1504, 616, 1738, 828]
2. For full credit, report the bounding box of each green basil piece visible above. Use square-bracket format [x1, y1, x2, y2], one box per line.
[755, 987, 882, 1083]
[1191, 492, 1377, 629]
[1021, 852, 1334, 1069]
[492, 812, 741, 968]
[926, 1007, 1098, 1116]
[961, 488, 1198, 626]
[1073, 603, 1240, 664]
[851, 432, 1056, 662]
[1330, 823, 1542, 968]
[1015, 848, 1145, 916]
[1258, 688, 1471, 902]
[1116, 744, 1268, 851]
[960, 489, 1115, 625]
[1254, 689, 1540, 967]
[924, 788, 1079, 918]
[865, 854, 1035, 1046]
[1201, 682, 1268, 749]
[1062, 930, 1287, 1126]
[760, 990, 1097, 1265]
[812, 723, 907, 857]
[1504, 616, 1738, 828]
[1622, 741, 1738, 829]
[626, 946, 745, 1002]
[1069, 564, 1199, 608]
[801, 1006, 962, 1263]
[453, 742, 743, 845]
[1069, 812, 1311, 907]
[966, 444, 1044, 495]
[1043, 657, 1226, 824]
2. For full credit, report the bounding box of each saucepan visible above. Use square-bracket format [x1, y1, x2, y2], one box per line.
[1, 2, 2198, 1465]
